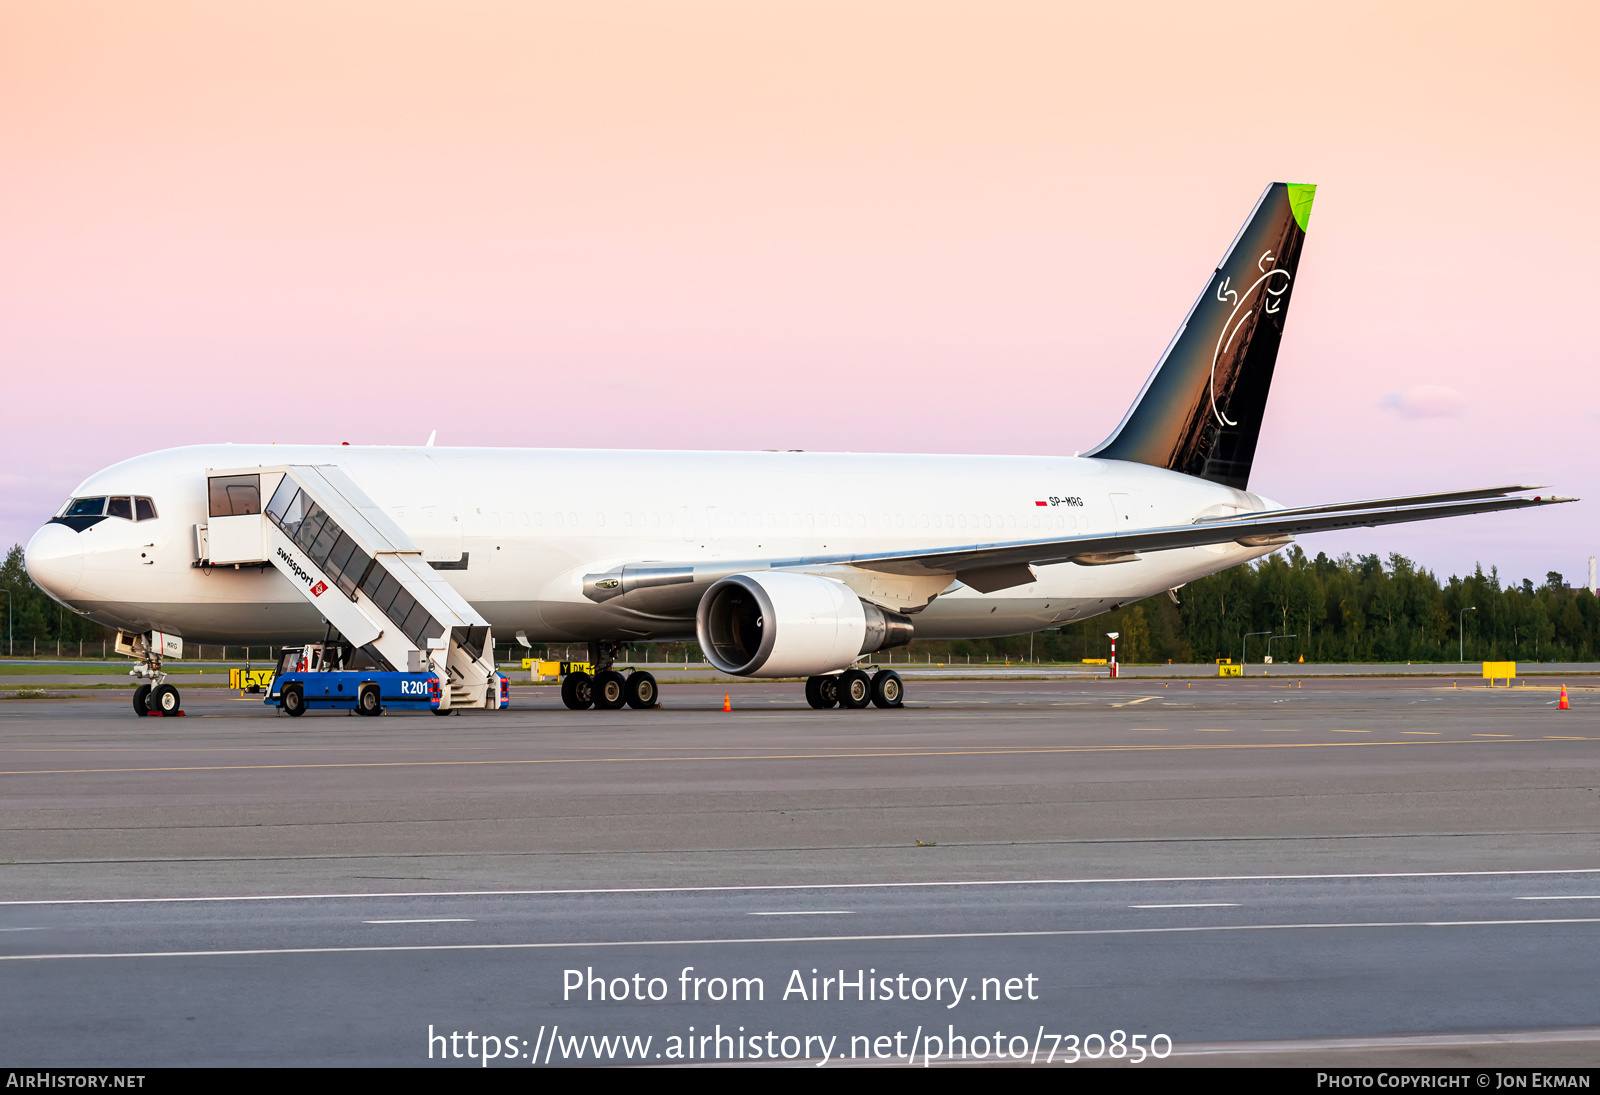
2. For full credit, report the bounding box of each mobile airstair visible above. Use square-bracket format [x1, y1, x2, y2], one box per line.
[200, 464, 499, 711]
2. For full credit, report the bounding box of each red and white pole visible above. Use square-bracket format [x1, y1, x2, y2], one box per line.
[1107, 631, 1119, 679]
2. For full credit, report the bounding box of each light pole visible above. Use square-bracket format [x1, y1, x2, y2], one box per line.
[1242, 631, 1270, 673]
[1459, 606, 1476, 663]
[1265, 633, 1296, 670]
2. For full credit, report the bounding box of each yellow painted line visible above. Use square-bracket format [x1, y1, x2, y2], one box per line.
[1546, 736, 1587, 741]
[1, 736, 1595, 778]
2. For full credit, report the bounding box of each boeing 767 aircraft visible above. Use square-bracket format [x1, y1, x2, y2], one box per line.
[23, 184, 1573, 714]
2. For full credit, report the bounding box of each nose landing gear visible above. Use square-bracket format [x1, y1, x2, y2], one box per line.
[121, 631, 183, 717]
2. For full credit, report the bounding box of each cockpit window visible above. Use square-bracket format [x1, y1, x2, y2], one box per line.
[208, 474, 261, 517]
[65, 498, 106, 517]
[135, 497, 157, 521]
[107, 497, 133, 520]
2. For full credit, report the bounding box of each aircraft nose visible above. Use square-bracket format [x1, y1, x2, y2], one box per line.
[25, 522, 84, 601]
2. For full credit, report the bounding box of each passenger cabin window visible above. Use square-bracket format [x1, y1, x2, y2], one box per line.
[208, 475, 261, 517]
[107, 497, 133, 520]
[135, 497, 157, 521]
[65, 498, 106, 517]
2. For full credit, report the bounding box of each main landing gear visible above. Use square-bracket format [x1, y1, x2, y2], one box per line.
[559, 640, 659, 711]
[806, 668, 903, 710]
[560, 669, 658, 710]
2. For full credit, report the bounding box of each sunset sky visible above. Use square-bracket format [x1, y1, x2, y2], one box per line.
[2, 2, 1595, 586]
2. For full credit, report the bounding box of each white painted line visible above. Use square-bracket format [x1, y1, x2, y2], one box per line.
[1175, 1027, 1600, 1057]
[6, 868, 1600, 907]
[4, 916, 1599, 962]
[1516, 895, 1600, 901]
[748, 911, 854, 917]
[0, 927, 46, 932]
[362, 918, 476, 924]
[1130, 903, 1241, 909]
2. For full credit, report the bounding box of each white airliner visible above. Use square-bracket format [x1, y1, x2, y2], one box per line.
[23, 184, 1572, 713]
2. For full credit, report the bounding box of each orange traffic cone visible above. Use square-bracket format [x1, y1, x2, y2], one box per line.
[723, 693, 732, 712]
[1559, 685, 1569, 710]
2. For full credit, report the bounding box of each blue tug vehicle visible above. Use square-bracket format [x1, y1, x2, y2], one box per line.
[264, 641, 508, 716]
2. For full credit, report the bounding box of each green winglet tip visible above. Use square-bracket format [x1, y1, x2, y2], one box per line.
[1286, 183, 1317, 232]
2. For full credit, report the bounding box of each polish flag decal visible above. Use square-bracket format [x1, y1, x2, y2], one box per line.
[310, 581, 328, 597]
[1035, 501, 1048, 506]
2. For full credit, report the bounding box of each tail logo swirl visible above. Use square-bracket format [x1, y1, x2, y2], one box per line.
[1210, 250, 1290, 427]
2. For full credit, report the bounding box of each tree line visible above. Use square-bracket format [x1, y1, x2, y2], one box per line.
[4, 542, 1596, 663]
[930, 547, 1599, 665]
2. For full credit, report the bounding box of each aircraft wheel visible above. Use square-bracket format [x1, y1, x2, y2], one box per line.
[151, 684, 181, 715]
[593, 670, 628, 710]
[870, 669, 904, 708]
[805, 675, 839, 709]
[282, 685, 305, 717]
[838, 669, 872, 709]
[624, 671, 657, 709]
[561, 671, 595, 710]
[132, 684, 151, 716]
[358, 686, 382, 716]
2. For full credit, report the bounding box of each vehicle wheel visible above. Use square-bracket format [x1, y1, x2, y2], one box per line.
[870, 669, 904, 708]
[593, 670, 627, 710]
[805, 675, 839, 709]
[837, 669, 872, 709]
[358, 686, 381, 716]
[282, 685, 305, 717]
[132, 684, 151, 716]
[431, 707, 453, 716]
[151, 684, 181, 715]
[561, 671, 595, 710]
[624, 671, 657, 709]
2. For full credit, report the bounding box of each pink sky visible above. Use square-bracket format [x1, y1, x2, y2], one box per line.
[2, 2, 1595, 586]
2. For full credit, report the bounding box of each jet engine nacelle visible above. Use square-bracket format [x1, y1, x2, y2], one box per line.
[695, 572, 913, 678]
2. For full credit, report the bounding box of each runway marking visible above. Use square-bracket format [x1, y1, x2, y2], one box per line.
[7, 868, 1600, 907]
[1129, 903, 1240, 909]
[5, 916, 1599, 963]
[748, 911, 855, 917]
[362, 918, 475, 924]
[1110, 697, 1155, 708]
[1173, 1027, 1600, 1058]
[13, 732, 1590, 775]
[1516, 895, 1600, 901]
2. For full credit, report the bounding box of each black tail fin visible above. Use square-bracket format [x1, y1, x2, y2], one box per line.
[1084, 182, 1315, 490]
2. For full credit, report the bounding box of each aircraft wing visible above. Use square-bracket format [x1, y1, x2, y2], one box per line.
[582, 487, 1574, 609]
[774, 486, 1575, 592]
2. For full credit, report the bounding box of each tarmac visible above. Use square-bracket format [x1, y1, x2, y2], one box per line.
[2, 675, 1596, 1066]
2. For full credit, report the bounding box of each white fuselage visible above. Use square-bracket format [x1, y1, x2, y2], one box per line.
[25, 444, 1277, 645]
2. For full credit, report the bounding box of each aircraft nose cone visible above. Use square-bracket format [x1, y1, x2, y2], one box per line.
[25, 523, 83, 601]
